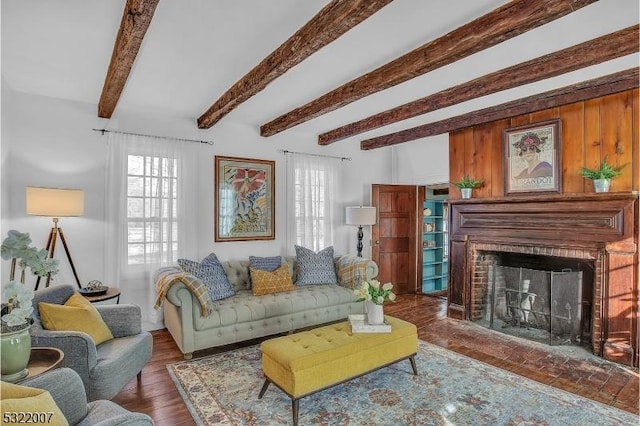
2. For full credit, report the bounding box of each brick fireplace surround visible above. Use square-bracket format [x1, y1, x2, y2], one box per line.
[448, 193, 638, 366]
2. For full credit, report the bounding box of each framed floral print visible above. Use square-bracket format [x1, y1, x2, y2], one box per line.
[503, 119, 562, 195]
[214, 156, 275, 241]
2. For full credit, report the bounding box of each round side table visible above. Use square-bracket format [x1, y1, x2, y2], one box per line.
[15, 347, 64, 383]
[81, 287, 121, 304]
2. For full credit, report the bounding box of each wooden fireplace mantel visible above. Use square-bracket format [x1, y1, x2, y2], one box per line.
[447, 192, 639, 366]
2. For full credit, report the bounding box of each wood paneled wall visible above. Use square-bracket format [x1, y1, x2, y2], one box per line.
[449, 88, 639, 199]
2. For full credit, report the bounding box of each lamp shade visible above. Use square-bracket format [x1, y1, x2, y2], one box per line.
[26, 187, 84, 217]
[345, 206, 376, 226]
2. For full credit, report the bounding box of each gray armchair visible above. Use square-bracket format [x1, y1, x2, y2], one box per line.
[30, 285, 153, 401]
[21, 367, 153, 425]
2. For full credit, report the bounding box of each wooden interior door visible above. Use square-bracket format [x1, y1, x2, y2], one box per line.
[371, 184, 419, 294]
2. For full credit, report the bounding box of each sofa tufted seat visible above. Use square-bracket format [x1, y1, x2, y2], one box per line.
[194, 285, 358, 331]
[158, 255, 377, 359]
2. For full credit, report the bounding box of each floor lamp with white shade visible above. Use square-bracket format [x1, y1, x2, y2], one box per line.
[26, 187, 84, 290]
[345, 206, 377, 257]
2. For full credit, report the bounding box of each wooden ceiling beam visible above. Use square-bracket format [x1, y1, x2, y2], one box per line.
[360, 68, 639, 150]
[197, 0, 393, 129]
[98, 0, 159, 118]
[320, 25, 639, 145]
[260, 0, 598, 137]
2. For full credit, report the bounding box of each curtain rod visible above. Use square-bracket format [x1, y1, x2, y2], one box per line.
[278, 149, 351, 161]
[92, 128, 214, 145]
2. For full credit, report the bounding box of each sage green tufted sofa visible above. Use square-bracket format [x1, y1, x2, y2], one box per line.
[159, 255, 377, 359]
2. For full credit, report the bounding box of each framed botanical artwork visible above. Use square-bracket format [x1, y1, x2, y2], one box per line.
[503, 119, 562, 195]
[214, 156, 275, 241]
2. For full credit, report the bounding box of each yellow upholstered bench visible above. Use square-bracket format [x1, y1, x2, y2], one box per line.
[258, 316, 418, 425]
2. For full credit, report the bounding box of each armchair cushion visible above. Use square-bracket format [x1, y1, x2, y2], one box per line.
[90, 333, 152, 402]
[38, 292, 114, 345]
[1, 381, 68, 426]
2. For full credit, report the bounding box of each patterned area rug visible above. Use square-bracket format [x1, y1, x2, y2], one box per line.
[167, 341, 636, 425]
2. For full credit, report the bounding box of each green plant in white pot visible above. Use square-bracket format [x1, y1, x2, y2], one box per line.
[580, 156, 625, 193]
[454, 175, 483, 199]
[1, 230, 58, 381]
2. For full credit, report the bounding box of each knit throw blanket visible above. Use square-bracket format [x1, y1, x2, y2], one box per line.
[154, 267, 213, 316]
[336, 255, 371, 288]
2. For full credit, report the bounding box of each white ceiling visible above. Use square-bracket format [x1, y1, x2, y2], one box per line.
[2, 0, 639, 144]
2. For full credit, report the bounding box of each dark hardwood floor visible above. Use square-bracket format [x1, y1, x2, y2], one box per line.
[113, 295, 639, 425]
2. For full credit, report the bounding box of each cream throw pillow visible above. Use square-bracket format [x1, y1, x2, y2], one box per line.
[39, 292, 114, 345]
[1, 381, 68, 426]
[250, 265, 295, 296]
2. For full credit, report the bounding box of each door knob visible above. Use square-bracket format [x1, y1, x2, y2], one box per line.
[375, 240, 380, 245]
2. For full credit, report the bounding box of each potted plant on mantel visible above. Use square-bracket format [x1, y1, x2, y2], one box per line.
[1, 230, 59, 382]
[454, 175, 484, 199]
[580, 156, 626, 193]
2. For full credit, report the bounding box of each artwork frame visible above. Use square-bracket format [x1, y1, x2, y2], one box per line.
[214, 155, 275, 242]
[503, 119, 562, 195]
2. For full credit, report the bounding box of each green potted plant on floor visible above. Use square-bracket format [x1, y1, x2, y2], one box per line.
[454, 175, 483, 199]
[580, 156, 625, 193]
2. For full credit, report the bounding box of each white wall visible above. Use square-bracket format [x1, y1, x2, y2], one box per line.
[1, 88, 108, 288]
[1, 88, 395, 321]
[392, 134, 450, 186]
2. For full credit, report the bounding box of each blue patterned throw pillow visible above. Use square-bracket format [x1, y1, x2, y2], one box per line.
[294, 245, 338, 286]
[249, 256, 282, 272]
[201, 252, 221, 268]
[178, 254, 235, 301]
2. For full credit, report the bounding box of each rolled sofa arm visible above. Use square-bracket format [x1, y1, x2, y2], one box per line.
[335, 254, 379, 288]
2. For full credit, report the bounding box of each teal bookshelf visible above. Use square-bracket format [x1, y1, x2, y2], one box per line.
[422, 198, 448, 294]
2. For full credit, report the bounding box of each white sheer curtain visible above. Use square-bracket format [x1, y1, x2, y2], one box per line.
[285, 152, 341, 253]
[104, 132, 200, 329]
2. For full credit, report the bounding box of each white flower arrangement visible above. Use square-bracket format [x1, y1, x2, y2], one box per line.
[1, 230, 59, 330]
[354, 279, 396, 305]
[1, 281, 34, 327]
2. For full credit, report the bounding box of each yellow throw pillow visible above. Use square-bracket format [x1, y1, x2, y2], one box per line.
[39, 292, 114, 345]
[1, 381, 68, 426]
[250, 265, 295, 296]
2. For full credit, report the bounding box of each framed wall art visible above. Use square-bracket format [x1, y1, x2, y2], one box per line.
[503, 119, 562, 195]
[214, 156, 275, 241]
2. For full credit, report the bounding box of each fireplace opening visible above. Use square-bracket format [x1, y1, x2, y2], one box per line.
[472, 252, 594, 348]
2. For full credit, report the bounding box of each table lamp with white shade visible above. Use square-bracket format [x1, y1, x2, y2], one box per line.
[26, 186, 84, 289]
[345, 206, 377, 257]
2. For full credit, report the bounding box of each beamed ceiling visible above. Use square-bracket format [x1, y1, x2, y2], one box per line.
[2, 0, 638, 150]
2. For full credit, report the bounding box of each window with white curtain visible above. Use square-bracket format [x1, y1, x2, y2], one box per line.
[294, 167, 327, 246]
[105, 132, 200, 327]
[286, 153, 341, 252]
[126, 154, 178, 266]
